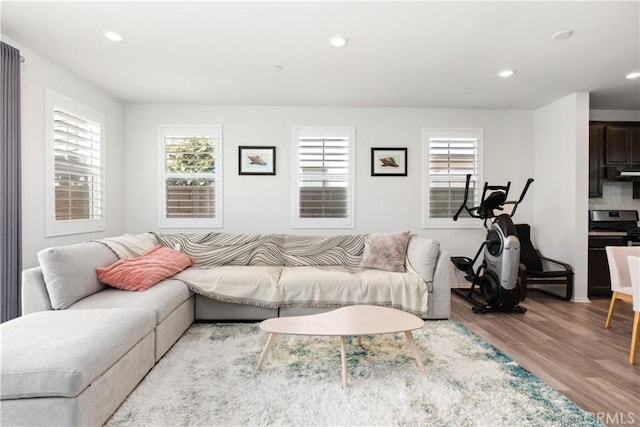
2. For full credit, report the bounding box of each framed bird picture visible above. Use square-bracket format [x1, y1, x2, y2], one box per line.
[239, 146, 276, 175]
[371, 147, 407, 176]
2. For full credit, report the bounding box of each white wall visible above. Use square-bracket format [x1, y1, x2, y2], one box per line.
[6, 37, 126, 269]
[124, 104, 534, 258]
[590, 109, 640, 122]
[534, 93, 590, 301]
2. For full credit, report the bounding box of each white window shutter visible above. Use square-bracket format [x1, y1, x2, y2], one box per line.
[53, 107, 103, 221]
[293, 127, 355, 228]
[159, 125, 222, 228]
[423, 129, 483, 228]
[46, 90, 105, 236]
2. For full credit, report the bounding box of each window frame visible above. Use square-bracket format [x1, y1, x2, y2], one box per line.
[291, 126, 355, 229]
[45, 89, 106, 237]
[158, 124, 223, 229]
[422, 128, 484, 229]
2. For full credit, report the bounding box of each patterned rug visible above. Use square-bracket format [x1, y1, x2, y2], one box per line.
[106, 321, 602, 426]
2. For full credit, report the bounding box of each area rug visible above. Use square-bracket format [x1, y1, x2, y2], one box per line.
[105, 321, 602, 427]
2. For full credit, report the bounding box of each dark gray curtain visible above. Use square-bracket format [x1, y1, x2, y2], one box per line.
[1, 42, 22, 322]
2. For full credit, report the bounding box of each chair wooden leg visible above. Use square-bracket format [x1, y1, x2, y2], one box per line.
[564, 275, 573, 301]
[605, 292, 618, 329]
[630, 311, 640, 365]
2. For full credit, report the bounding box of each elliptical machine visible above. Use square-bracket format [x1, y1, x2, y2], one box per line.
[451, 174, 534, 314]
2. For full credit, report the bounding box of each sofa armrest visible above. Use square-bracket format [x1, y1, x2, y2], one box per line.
[22, 267, 53, 314]
[428, 250, 451, 319]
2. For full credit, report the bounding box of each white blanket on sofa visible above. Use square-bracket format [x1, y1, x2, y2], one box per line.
[96, 232, 433, 316]
[174, 265, 429, 316]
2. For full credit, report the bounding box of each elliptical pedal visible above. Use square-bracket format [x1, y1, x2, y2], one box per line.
[471, 304, 527, 314]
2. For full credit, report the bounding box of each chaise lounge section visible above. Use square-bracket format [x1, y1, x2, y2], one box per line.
[1, 309, 156, 426]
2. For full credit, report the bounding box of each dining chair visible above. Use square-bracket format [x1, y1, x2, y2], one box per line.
[627, 256, 640, 364]
[604, 246, 640, 329]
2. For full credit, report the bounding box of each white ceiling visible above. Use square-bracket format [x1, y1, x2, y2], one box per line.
[2, 1, 639, 110]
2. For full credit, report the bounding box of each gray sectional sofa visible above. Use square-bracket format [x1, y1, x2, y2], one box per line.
[1, 232, 452, 426]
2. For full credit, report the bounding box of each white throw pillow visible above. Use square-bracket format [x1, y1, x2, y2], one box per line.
[406, 235, 440, 283]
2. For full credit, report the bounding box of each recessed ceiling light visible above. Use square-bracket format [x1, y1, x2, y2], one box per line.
[103, 31, 123, 42]
[625, 71, 640, 80]
[497, 69, 516, 78]
[551, 29, 573, 41]
[328, 35, 348, 48]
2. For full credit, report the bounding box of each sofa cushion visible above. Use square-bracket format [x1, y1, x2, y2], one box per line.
[278, 266, 429, 316]
[37, 242, 118, 310]
[175, 266, 283, 305]
[69, 279, 192, 324]
[360, 231, 411, 272]
[406, 235, 440, 284]
[0, 309, 155, 399]
[96, 246, 193, 291]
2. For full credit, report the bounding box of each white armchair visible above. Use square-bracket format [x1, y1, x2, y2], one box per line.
[627, 255, 640, 365]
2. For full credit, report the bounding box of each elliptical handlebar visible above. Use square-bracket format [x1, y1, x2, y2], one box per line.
[452, 174, 534, 222]
[505, 178, 534, 218]
[452, 174, 472, 221]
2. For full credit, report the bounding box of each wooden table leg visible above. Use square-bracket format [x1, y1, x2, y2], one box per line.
[256, 333, 277, 372]
[340, 336, 348, 388]
[404, 330, 426, 373]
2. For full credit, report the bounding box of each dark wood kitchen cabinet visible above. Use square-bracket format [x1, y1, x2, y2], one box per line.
[604, 125, 640, 166]
[588, 235, 626, 297]
[589, 124, 604, 197]
[589, 121, 640, 196]
[633, 126, 640, 164]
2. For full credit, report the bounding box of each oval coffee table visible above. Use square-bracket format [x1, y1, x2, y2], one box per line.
[255, 305, 426, 388]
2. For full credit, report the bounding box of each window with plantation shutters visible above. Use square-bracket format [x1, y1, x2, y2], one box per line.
[292, 126, 355, 228]
[160, 125, 222, 228]
[46, 90, 105, 236]
[422, 129, 483, 228]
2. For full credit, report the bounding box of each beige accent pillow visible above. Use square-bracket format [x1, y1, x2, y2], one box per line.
[97, 232, 158, 259]
[359, 231, 411, 272]
[406, 235, 440, 283]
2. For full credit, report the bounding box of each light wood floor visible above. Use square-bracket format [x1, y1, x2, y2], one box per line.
[451, 290, 640, 427]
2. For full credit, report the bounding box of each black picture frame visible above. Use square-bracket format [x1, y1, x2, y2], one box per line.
[371, 147, 407, 176]
[238, 146, 276, 175]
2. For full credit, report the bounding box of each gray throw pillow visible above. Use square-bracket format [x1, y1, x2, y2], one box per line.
[37, 242, 118, 309]
[359, 231, 411, 272]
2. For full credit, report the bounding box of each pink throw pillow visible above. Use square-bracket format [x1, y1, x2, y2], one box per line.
[96, 246, 193, 291]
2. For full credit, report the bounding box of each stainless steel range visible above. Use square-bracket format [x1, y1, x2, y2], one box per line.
[589, 210, 640, 246]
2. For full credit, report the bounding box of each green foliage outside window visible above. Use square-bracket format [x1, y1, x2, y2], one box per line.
[165, 138, 215, 186]
[166, 138, 215, 173]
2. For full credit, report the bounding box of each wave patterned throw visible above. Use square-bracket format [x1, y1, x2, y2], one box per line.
[153, 233, 284, 267]
[282, 234, 366, 267]
[153, 233, 367, 267]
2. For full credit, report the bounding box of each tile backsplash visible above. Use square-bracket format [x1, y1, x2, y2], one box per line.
[589, 181, 640, 211]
